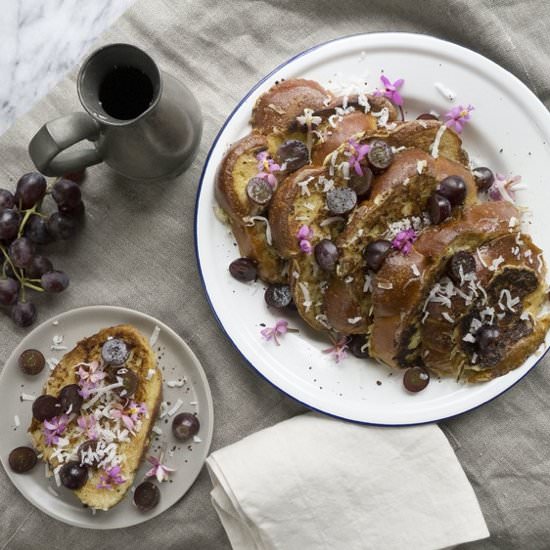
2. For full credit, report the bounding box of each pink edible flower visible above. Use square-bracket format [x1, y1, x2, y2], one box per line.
[97, 465, 126, 489]
[256, 150, 281, 188]
[145, 454, 176, 483]
[444, 104, 474, 133]
[391, 228, 417, 255]
[110, 401, 147, 433]
[488, 173, 522, 203]
[77, 360, 106, 398]
[323, 337, 349, 363]
[78, 381, 96, 399]
[347, 138, 371, 176]
[261, 320, 297, 346]
[374, 75, 405, 106]
[297, 224, 313, 254]
[77, 414, 98, 441]
[43, 415, 69, 446]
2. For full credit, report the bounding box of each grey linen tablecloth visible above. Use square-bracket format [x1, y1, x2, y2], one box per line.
[1, 0, 550, 548]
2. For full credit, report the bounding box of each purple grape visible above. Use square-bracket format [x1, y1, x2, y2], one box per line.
[0, 209, 21, 240]
[403, 366, 430, 392]
[428, 193, 452, 225]
[229, 258, 257, 282]
[25, 215, 53, 244]
[59, 461, 88, 489]
[326, 188, 357, 215]
[134, 481, 160, 512]
[52, 178, 81, 209]
[47, 212, 76, 240]
[9, 238, 34, 268]
[363, 239, 392, 272]
[416, 113, 439, 121]
[18, 349, 45, 375]
[0, 278, 19, 306]
[58, 200, 85, 220]
[15, 173, 47, 209]
[476, 325, 500, 354]
[172, 412, 200, 441]
[472, 167, 494, 192]
[436, 175, 466, 207]
[367, 140, 394, 171]
[264, 284, 293, 309]
[314, 239, 339, 272]
[11, 301, 37, 327]
[9, 447, 37, 473]
[41, 270, 69, 293]
[26, 255, 53, 279]
[277, 140, 308, 172]
[0, 189, 15, 211]
[32, 395, 61, 421]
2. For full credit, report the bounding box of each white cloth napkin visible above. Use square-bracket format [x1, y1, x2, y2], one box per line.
[206, 412, 489, 550]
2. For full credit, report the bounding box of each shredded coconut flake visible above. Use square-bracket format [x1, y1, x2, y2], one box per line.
[434, 82, 456, 101]
[167, 379, 185, 388]
[150, 326, 161, 346]
[152, 426, 163, 435]
[463, 333, 476, 343]
[20, 393, 35, 401]
[377, 281, 393, 290]
[167, 398, 184, 417]
[411, 264, 420, 277]
[347, 317, 363, 324]
[416, 160, 427, 174]
[442, 312, 455, 323]
[430, 124, 447, 159]
[242, 216, 273, 245]
[298, 282, 312, 312]
[488, 256, 505, 272]
[193, 436, 202, 443]
[14, 415, 20, 427]
[146, 369, 155, 380]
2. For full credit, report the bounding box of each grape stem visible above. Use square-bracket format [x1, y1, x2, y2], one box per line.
[17, 204, 39, 238]
[0, 244, 44, 301]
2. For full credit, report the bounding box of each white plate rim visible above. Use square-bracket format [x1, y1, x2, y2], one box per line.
[0, 305, 215, 529]
[194, 31, 550, 426]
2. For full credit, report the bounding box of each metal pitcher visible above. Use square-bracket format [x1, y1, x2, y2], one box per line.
[29, 43, 202, 181]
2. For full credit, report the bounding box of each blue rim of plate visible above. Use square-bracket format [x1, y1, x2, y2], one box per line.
[193, 31, 550, 426]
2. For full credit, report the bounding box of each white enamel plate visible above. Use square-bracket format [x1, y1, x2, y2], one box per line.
[195, 32, 550, 425]
[0, 306, 214, 528]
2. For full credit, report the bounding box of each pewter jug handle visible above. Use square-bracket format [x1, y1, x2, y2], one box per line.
[28, 113, 103, 176]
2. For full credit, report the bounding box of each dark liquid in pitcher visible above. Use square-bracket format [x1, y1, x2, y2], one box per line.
[99, 66, 154, 120]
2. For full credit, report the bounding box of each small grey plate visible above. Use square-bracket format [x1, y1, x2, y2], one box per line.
[0, 305, 214, 529]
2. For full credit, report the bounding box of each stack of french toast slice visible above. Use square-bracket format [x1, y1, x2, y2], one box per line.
[216, 78, 549, 382]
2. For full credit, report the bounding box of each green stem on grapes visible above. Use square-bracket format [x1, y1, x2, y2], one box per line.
[17, 204, 39, 238]
[0, 245, 21, 283]
[22, 281, 44, 292]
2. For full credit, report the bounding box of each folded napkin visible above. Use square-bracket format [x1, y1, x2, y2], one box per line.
[207, 413, 489, 550]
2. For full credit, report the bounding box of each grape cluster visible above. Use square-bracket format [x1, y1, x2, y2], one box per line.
[0, 171, 85, 327]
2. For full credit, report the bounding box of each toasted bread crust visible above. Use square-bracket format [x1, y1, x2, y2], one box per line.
[251, 79, 330, 135]
[421, 234, 545, 378]
[29, 325, 162, 510]
[369, 202, 520, 368]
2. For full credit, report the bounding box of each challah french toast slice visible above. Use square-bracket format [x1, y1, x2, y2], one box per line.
[323, 148, 477, 334]
[29, 325, 162, 511]
[251, 78, 330, 136]
[310, 94, 398, 165]
[215, 132, 287, 283]
[420, 233, 546, 379]
[336, 147, 476, 278]
[369, 201, 520, 369]
[269, 166, 342, 330]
